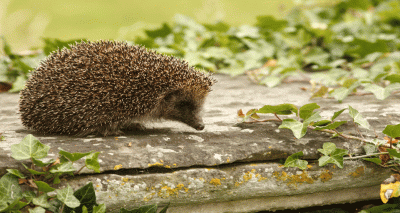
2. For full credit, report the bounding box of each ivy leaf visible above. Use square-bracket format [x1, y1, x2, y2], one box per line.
[23, 191, 36, 203]
[299, 103, 320, 120]
[1, 36, 13, 56]
[64, 182, 97, 213]
[11, 134, 50, 160]
[260, 76, 282, 88]
[318, 142, 337, 156]
[364, 83, 400, 100]
[59, 149, 92, 162]
[313, 120, 331, 127]
[86, 152, 101, 173]
[348, 105, 370, 129]
[387, 149, 400, 158]
[383, 124, 400, 138]
[256, 15, 288, 32]
[50, 161, 76, 173]
[0, 174, 22, 205]
[28, 206, 46, 213]
[318, 142, 348, 168]
[8, 75, 27, 93]
[34, 181, 55, 193]
[330, 87, 351, 103]
[385, 74, 400, 83]
[314, 121, 347, 130]
[310, 86, 329, 99]
[363, 158, 382, 165]
[257, 103, 297, 115]
[56, 185, 80, 208]
[93, 204, 107, 213]
[303, 112, 322, 124]
[6, 169, 26, 179]
[32, 193, 50, 208]
[284, 151, 308, 170]
[145, 23, 172, 38]
[22, 163, 46, 175]
[345, 38, 389, 58]
[42, 38, 86, 55]
[159, 203, 170, 213]
[331, 108, 346, 121]
[31, 157, 54, 167]
[279, 119, 308, 139]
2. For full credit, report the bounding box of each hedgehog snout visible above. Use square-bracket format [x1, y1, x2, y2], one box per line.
[194, 122, 205, 130]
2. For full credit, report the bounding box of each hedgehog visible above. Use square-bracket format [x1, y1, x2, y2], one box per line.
[19, 40, 215, 136]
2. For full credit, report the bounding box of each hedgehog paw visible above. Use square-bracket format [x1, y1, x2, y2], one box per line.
[122, 123, 146, 131]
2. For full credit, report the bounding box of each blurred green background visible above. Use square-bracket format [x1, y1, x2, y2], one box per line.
[1, 0, 302, 52]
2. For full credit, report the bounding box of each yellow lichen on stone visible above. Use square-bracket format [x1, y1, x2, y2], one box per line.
[173, 163, 177, 166]
[210, 178, 221, 186]
[121, 183, 125, 186]
[287, 171, 314, 186]
[227, 157, 230, 163]
[157, 184, 187, 198]
[273, 171, 288, 181]
[274, 171, 314, 187]
[144, 193, 156, 202]
[176, 184, 184, 190]
[349, 166, 365, 178]
[158, 186, 176, 198]
[243, 171, 253, 182]
[319, 170, 333, 182]
[235, 181, 242, 187]
[255, 173, 268, 181]
[114, 164, 123, 170]
[148, 162, 164, 167]
[122, 177, 129, 182]
[165, 165, 171, 168]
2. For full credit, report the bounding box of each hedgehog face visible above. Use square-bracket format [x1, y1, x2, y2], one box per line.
[160, 90, 205, 130]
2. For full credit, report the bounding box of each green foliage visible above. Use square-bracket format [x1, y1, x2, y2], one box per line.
[11, 134, 50, 160]
[348, 105, 370, 129]
[383, 124, 400, 138]
[2, 0, 400, 101]
[0, 134, 169, 212]
[279, 103, 322, 139]
[257, 103, 298, 115]
[239, 102, 400, 173]
[279, 119, 309, 139]
[318, 142, 348, 168]
[284, 151, 308, 170]
[42, 38, 86, 55]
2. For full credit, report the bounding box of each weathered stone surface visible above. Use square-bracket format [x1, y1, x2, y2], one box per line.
[0, 74, 398, 212]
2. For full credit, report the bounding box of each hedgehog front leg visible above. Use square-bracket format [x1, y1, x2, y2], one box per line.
[75, 124, 124, 137]
[121, 123, 146, 131]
